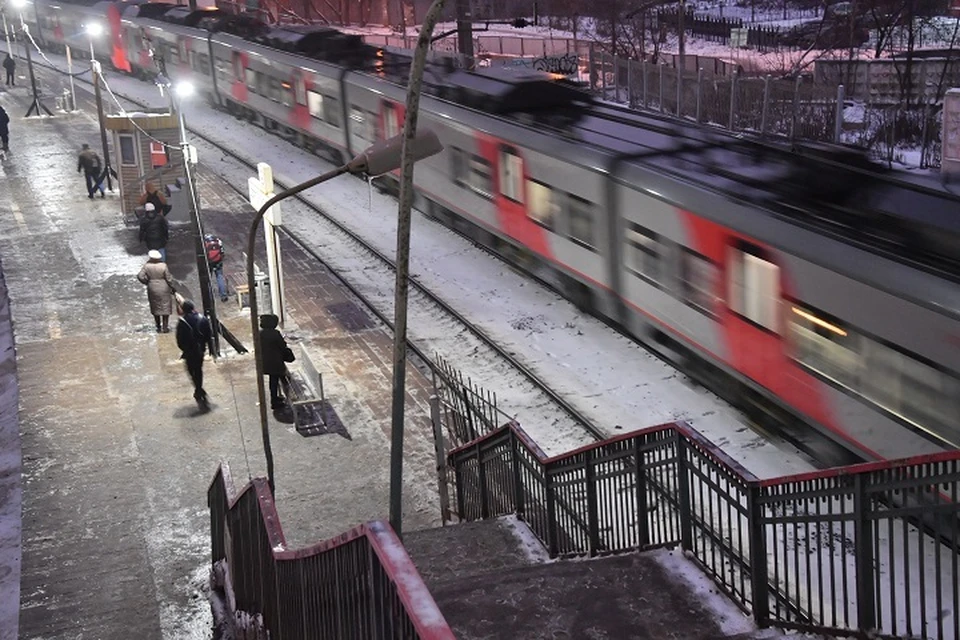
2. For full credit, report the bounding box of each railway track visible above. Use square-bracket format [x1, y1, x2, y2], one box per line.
[59, 68, 606, 451]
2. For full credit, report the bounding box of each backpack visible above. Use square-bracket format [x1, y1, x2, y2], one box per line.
[205, 237, 223, 264]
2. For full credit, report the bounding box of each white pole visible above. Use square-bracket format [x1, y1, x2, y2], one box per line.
[66, 46, 76, 111]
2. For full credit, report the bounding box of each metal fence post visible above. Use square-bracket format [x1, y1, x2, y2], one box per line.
[476, 442, 490, 519]
[627, 58, 634, 108]
[696, 67, 703, 123]
[585, 449, 600, 556]
[614, 55, 620, 102]
[853, 474, 877, 632]
[429, 395, 452, 525]
[790, 74, 801, 141]
[834, 83, 845, 143]
[642, 60, 648, 108]
[545, 465, 559, 557]
[676, 436, 693, 551]
[746, 484, 770, 626]
[729, 69, 738, 131]
[677, 65, 684, 118]
[589, 42, 597, 91]
[510, 431, 525, 518]
[453, 456, 466, 522]
[633, 437, 650, 547]
[659, 63, 665, 113]
[601, 52, 607, 95]
[760, 74, 771, 137]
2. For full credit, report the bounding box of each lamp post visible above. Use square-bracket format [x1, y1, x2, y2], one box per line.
[11, 0, 49, 117]
[85, 22, 113, 191]
[247, 130, 442, 494]
[164, 79, 220, 357]
[389, 0, 447, 540]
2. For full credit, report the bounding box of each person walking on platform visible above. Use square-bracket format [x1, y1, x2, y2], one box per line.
[203, 233, 229, 302]
[139, 181, 169, 216]
[260, 314, 292, 411]
[139, 203, 169, 262]
[77, 143, 104, 198]
[0, 106, 9, 153]
[137, 249, 175, 333]
[3, 54, 14, 86]
[176, 300, 212, 407]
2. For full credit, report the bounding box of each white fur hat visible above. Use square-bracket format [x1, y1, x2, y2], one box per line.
[145, 203, 155, 212]
[148, 250, 162, 261]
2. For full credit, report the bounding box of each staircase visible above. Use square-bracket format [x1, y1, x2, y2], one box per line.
[404, 517, 781, 640]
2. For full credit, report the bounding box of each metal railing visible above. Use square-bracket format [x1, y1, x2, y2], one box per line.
[208, 462, 455, 639]
[448, 420, 960, 639]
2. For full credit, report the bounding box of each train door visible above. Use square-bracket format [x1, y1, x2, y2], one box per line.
[481, 141, 550, 256]
[726, 241, 783, 392]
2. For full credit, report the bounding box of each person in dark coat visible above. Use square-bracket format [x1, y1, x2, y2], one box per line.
[0, 105, 9, 153]
[259, 314, 290, 410]
[176, 300, 213, 407]
[3, 54, 14, 86]
[77, 143, 104, 198]
[139, 203, 169, 262]
[137, 249, 175, 333]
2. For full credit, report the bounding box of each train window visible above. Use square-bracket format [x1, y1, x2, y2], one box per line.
[268, 78, 282, 102]
[324, 97, 341, 127]
[681, 250, 719, 315]
[467, 156, 494, 199]
[245, 68, 256, 91]
[168, 43, 180, 65]
[307, 91, 325, 120]
[179, 40, 187, 63]
[499, 148, 523, 203]
[527, 180, 557, 230]
[232, 53, 243, 81]
[383, 103, 400, 139]
[295, 78, 306, 106]
[280, 82, 294, 107]
[198, 53, 211, 76]
[188, 50, 197, 71]
[626, 224, 661, 284]
[789, 305, 860, 389]
[567, 195, 595, 251]
[729, 247, 780, 332]
[257, 73, 271, 99]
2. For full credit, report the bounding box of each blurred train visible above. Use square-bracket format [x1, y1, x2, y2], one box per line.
[22, 0, 960, 464]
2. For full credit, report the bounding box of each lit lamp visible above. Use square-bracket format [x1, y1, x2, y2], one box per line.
[248, 129, 443, 493]
[85, 22, 113, 191]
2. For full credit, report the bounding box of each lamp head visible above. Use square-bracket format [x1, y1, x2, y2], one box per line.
[85, 22, 103, 37]
[10, 0, 27, 10]
[347, 129, 443, 177]
[174, 82, 194, 98]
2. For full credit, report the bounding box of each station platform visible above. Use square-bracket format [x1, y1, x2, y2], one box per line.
[0, 83, 443, 637]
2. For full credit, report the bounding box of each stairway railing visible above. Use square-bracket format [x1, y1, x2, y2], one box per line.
[208, 462, 455, 639]
[448, 420, 960, 639]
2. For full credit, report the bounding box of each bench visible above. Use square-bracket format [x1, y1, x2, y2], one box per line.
[280, 343, 328, 432]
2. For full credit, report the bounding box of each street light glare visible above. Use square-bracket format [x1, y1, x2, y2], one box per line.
[10, 0, 27, 9]
[175, 82, 195, 98]
[85, 23, 103, 37]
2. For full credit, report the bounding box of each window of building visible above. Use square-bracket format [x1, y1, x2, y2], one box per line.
[119, 134, 137, 166]
[499, 147, 523, 202]
[626, 224, 660, 284]
[527, 180, 556, 230]
[729, 246, 780, 332]
[681, 250, 719, 314]
[567, 195, 595, 250]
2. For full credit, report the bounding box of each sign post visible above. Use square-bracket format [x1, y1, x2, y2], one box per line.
[248, 163, 285, 326]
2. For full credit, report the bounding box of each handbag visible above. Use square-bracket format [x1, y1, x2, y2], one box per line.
[282, 346, 296, 363]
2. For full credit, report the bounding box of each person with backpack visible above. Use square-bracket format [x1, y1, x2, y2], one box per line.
[139, 203, 169, 262]
[176, 299, 213, 407]
[203, 234, 228, 302]
[77, 143, 104, 198]
[139, 181, 169, 216]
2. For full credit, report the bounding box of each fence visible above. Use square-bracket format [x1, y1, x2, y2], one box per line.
[448, 420, 960, 639]
[589, 51, 944, 168]
[207, 462, 455, 639]
[358, 32, 586, 58]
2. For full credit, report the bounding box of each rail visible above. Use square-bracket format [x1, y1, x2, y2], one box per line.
[448, 421, 960, 639]
[208, 462, 455, 639]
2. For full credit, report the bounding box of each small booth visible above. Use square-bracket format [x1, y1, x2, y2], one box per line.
[104, 111, 192, 225]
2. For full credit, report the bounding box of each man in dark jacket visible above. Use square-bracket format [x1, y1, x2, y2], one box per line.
[3, 54, 14, 86]
[0, 106, 9, 153]
[259, 314, 290, 410]
[139, 203, 169, 262]
[176, 300, 213, 407]
[77, 143, 104, 198]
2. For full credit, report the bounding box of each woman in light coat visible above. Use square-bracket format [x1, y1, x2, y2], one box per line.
[137, 250, 175, 333]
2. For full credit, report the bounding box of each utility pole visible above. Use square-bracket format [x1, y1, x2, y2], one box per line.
[20, 25, 49, 117]
[455, 0, 473, 66]
[90, 60, 114, 191]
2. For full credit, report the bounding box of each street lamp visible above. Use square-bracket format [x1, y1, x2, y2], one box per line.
[11, 0, 49, 117]
[389, 0, 447, 540]
[85, 22, 114, 192]
[162, 77, 220, 358]
[247, 129, 443, 494]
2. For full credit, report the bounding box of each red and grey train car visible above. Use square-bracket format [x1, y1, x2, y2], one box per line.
[24, 0, 960, 464]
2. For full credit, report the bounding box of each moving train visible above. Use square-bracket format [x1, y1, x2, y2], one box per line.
[20, 0, 960, 464]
